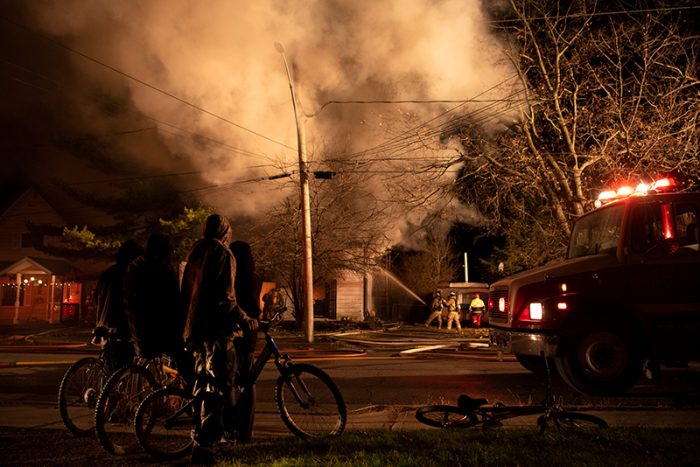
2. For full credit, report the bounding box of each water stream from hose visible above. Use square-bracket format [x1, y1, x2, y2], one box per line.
[376, 266, 426, 304]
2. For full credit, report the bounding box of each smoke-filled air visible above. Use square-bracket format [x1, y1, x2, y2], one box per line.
[3, 0, 516, 243]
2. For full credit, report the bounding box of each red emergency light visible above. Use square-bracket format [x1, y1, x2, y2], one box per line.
[595, 177, 677, 208]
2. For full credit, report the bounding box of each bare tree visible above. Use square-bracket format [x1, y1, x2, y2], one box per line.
[252, 157, 395, 325]
[453, 0, 699, 271]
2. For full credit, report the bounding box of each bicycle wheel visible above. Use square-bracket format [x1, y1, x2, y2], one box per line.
[95, 365, 157, 455]
[58, 357, 109, 436]
[275, 363, 347, 438]
[538, 411, 608, 432]
[135, 386, 194, 460]
[415, 405, 476, 428]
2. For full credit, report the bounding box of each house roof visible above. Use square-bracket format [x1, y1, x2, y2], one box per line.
[0, 256, 80, 277]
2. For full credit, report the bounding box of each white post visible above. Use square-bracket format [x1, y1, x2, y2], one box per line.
[276, 42, 314, 343]
[48, 275, 56, 324]
[13, 274, 22, 325]
[464, 252, 469, 283]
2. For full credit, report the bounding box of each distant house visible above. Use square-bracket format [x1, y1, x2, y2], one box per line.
[0, 187, 101, 325]
[320, 269, 427, 322]
[325, 270, 366, 321]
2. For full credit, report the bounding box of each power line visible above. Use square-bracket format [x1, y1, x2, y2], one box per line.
[306, 97, 520, 117]
[65, 171, 202, 187]
[339, 74, 522, 160]
[0, 15, 297, 154]
[488, 5, 699, 25]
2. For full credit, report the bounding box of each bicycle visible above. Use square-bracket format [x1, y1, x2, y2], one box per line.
[415, 353, 608, 432]
[94, 352, 180, 455]
[134, 312, 347, 461]
[58, 326, 126, 436]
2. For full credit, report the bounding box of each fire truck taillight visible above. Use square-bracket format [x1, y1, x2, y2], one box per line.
[528, 303, 543, 320]
[498, 297, 506, 313]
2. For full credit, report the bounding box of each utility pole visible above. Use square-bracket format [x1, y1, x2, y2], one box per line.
[275, 42, 314, 343]
[464, 252, 469, 283]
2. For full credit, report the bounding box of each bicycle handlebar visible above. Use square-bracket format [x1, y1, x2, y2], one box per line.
[258, 308, 286, 333]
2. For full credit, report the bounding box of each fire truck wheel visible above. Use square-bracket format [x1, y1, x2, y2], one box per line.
[555, 327, 643, 396]
[514, 353, 557, 375]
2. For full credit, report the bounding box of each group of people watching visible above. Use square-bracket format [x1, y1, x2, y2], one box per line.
[94, 213, 264, 464]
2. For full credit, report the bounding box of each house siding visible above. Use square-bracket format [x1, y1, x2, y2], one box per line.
[334, 273, 364, 321]
[0, 188, 66, 261]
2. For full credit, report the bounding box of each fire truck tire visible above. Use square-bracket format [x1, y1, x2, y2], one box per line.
[514, 353, 557, 375]
[555, 327, 643, 396]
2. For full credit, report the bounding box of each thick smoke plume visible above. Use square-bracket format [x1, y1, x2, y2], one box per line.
[3, 0, 514, 242]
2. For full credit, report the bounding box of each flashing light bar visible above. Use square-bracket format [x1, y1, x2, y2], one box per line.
[595, 177, 677, 207]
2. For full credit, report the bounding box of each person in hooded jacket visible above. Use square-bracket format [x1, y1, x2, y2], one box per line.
[124, 233, 193, 389]
[181, 214, 258, 464]
[95, 239, 143, 372]
[228, 240, 263, 443]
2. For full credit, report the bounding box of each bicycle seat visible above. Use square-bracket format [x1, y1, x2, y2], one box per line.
[457, 394, 488, 411]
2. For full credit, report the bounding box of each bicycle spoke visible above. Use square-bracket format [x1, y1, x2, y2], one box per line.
[58, 358, 108, 436]
[415, 406, 474, 428]
[95, 366, 156, 455]
[135, 387, 194, 460]
[276, 364, 346, 438]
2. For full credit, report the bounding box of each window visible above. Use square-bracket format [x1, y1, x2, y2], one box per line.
[676, 204, 699, 250]
[20, 233, 33, 248]
[1, 284, 23, 306]
[20, 232, 44, 249]
[568, 204, 624, 258]
[629, 202, 699, 254]
[629, 204, 666, 254]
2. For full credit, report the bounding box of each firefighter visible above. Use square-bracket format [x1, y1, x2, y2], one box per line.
[262, 287, 286, 321]
[469, 293, 486, 327]
[445, 291, 462, 333]
[424, 291, 444, 328]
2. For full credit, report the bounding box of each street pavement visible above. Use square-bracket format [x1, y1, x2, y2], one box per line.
[1, 321, 699, 465]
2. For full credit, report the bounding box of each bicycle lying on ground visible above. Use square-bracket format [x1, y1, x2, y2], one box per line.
[134, 312, 347, 461]
[58, 327, 125, 436]
[415, 353, 608, 432]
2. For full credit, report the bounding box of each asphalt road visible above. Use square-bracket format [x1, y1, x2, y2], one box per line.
[1, 324, 699, 465]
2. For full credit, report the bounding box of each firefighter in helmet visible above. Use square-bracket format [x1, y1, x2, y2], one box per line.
[424, 290, 444, 328]
[445, 291, 462, 333]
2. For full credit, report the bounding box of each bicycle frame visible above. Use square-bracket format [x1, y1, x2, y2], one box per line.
[160, 317, 301, 429]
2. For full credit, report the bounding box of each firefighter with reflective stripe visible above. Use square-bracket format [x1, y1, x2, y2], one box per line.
[445, 291, 462, 333]
[424, 291, 444, 328]
[469, 293, 485, 327]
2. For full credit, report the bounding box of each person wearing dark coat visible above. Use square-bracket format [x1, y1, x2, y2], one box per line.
[228, 240, 263, 443]
[95, 239, 143, 372]
[125, 234, 180, 357]
[124, 233, 193, 388]
[181, 214, 258, 464]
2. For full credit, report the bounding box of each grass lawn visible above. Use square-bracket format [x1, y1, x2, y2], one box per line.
[218, 428, 700, 466]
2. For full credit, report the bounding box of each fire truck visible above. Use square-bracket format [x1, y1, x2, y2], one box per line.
[489, 178, 700, 395]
